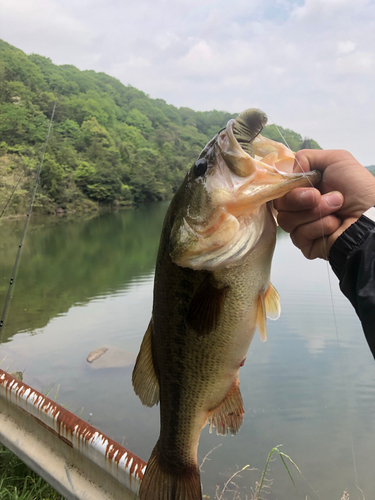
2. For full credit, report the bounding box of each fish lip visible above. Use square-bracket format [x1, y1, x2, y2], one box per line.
[226, 169, 321, 216]
[215, 120, 321, 211]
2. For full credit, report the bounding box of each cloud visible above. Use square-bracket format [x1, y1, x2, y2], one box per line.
[337, 41, 356, 55]
[0, 0, 95, 49]
[292, 0, 369, 20]
[336, 52, 374, 74]
[0, 0, 375, 164]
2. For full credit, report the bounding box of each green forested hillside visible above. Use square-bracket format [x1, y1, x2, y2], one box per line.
[0, 39, 321, 215]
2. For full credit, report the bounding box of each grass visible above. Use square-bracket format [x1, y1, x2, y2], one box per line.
[0, 445, 65, 500]
[0, 442, 364, 500]
[202, 445, 364, 500]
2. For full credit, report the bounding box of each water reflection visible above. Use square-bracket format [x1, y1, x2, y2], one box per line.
[0, 205, 374, 499]
[0, 203, 168, 342]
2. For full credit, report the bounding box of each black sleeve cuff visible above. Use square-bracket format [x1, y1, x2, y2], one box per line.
[329, 215, 375, 280]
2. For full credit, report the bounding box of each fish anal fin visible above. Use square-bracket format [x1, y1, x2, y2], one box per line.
[187, 276, 228, 336]
[265, 282, 281, 321]
[140, 442, 201, 500]
[207, 379, 244, 436]
[132, 320, 160, 407]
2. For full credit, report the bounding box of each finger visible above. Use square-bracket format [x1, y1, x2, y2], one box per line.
[277, 191, 344, 233]
[274, 187, 320, 212]
[293, 149, 356, 174]
[295, 216, 359, 260]
[306, 237, 331, 261]
[290, 215, 342, 252]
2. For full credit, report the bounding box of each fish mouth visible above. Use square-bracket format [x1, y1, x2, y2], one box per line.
[175, 171, 320, 271]
[212, 118, 321, 217]
[170, 112, 321, 270]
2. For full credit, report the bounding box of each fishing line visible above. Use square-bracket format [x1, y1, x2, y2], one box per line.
[269, 117, 361, 498]
[0, 102, 56, 335]
[0, 174, 24, 219]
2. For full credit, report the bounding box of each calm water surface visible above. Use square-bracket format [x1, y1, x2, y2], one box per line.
[0, 204, 374, 500]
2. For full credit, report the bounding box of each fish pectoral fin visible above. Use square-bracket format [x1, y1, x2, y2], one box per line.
[186, 276, 229, 336]
[256, 284, 281, 342]
[132, 319, 160, 407]
[264, 282, 281, 320]
[207, 379, 244, 436]
[257, 292, 267, 342]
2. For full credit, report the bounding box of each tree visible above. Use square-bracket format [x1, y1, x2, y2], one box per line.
[0, 38, 322, 214]
[125, 109, 153, 135]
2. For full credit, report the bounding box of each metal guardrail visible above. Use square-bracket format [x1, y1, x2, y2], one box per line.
[0, 369, 147, 499]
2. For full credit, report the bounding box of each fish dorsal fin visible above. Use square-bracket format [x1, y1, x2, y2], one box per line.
[265, 282, 281, 320]
[257, 292, 267, 342]
[132, 319, 160, 407]
[186, 276, 229, 335]
[207, 378, 244, 435]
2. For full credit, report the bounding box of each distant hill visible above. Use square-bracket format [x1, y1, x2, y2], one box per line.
[0, 39, 321, 216]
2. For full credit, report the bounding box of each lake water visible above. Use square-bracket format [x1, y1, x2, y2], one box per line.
[1, 204, 374, 500]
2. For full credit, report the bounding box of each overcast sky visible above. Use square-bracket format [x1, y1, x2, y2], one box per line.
[1, 0, 374, 164]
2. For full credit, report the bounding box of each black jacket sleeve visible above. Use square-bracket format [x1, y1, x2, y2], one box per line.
[329, 214, 375, 358]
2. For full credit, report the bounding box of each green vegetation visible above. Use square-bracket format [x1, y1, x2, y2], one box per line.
[0, 39, 321, 216]
[0, 444, 64, 499]
[261, 125, 321, 152]
[0, 441, 352, 500]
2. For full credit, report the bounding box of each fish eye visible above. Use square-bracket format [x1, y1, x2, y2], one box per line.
[193, 158, 208, 177]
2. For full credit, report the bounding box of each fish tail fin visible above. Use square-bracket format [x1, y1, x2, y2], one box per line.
[139, 442, 202, 500]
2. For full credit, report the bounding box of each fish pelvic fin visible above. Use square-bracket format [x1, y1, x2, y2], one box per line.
[139, 442, 202, 500]
[186, 275, 229, 336]
[207, 379, 244, 435]
[132, 319, 160, 407]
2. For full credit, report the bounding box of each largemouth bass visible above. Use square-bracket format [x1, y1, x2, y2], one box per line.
[132, 108, 320, 500]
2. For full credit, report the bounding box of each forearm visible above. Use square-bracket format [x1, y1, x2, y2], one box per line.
[329, 210, 375, 358]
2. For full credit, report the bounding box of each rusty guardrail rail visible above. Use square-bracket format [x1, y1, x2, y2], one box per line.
[0, 369, 146, 499]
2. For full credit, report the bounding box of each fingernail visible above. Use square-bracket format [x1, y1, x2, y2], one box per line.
[299, 190, 314, 207]
[325, 192, 343, 208]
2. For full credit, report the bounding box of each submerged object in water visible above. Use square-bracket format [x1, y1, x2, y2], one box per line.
[132, 108, 321, 500]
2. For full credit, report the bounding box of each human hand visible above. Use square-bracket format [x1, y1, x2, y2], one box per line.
[274, 149, 375, 260]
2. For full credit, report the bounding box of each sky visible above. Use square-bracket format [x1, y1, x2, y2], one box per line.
[1, 0, 375, 165]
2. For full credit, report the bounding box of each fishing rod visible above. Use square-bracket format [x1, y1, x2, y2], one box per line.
[0, 174, 24, 219]
[0, 102, 57, 335]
